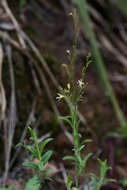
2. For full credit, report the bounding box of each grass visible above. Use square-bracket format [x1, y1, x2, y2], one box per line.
[76, 0, 127, 139]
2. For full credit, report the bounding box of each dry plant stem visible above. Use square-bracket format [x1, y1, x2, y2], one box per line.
[1, 0, 26, 49]
[99, 33, 127, 68]
[3, 44, 17, 186]
[0, 23, 15, 31]
[37, 133, 51, 144]
[28, 60, 42, 95]
[0, 42, 6, 121]
[3, 119, 8, 187]
[59, 163, 69, 190]
[0, 31, 21, 50]
[10, 99, 37, 168]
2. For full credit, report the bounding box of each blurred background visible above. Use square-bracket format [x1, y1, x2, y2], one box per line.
[0, 0, 127, 189]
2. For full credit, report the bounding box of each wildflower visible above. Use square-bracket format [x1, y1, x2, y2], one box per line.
[77, 79, 84, 88]
[56, 93, 64, 100]
[66, 50, 71, 55]
[69, 12, 73, 16]
[67, 83, 70, 90]
[64, 83, 71, 94]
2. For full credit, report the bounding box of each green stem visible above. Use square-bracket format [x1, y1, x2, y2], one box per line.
[71, 105, 80, 188]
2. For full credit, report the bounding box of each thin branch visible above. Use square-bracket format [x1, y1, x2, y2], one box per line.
[1, 0, 26, 48]
[0, 42, 6, 121]
[3, 43, 17, 186]
[10, 99, 37, 168]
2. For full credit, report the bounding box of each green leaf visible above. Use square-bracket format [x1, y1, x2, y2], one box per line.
[19, 0, 26, 7]
[120, 178, 127, 187]
[45, 168, 53, 174]
[97, 159, 109, 180]
[28, 127, 38, 147]
[59, 116, 72, 127]
[116, 0, 127, 17]
[76, 120, 81, 129]
[72, 187, 80, 190]
[28, 127, 40, 160]
[41, 150, 53, 165]
[76, 153, 92, 176]
[23, 161, 38, 170]
[82, 139, 92, 144]
[104, 178, 116, 183]
[39, 138, 53, 155]
[80, 139, 92, 146]
[79, 144, 85, 152]
[25, 175, 41, 190]
[24, 145, 38, 158]
[15, 142, 22, 148]
[78, 133, 82, 138]
[91, 173, 98, 190]
[82, 153, 92, 168]
[67, 174, 72, 188]
[38, 161, 44, 171]
[63, 155, 76, 161]
[76, 166, 82, 177]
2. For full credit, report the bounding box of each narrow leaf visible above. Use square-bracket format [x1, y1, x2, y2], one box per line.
[25, 175, 41, 190]
[41, 150, 53, 165]
[80, 139, 92, 146]
[63, 155, 76, 161]
[59, 116, 72, 127]
[23, 161, 38, 170]
[39, 138, 53, 155]
[24, 145, 38, 158]
[67, 174, 72, 188]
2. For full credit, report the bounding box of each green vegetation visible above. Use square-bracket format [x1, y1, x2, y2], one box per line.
[57, 10, 114, 190]
[19, 0, 27, 7]
[23, 127, 53, 189]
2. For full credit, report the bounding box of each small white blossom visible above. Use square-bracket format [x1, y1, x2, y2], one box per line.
[69, 12, 73, 16]
[77, 79, 84, 88]
[56, 93, 64, 100]
[66, 50, 71, 55]
[67, 83, 70, 90]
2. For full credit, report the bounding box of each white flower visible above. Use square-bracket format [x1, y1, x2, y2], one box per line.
[77, 79, 84, 88]
[66, 50, 71, 55]
[69, 12, 73, 16]
[67, 83, 70, 90]
[56, 93, 64, 100]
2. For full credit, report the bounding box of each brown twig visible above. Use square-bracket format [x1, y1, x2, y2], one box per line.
[0, 42, 6, 121]
[1, 0, 26, 49]
[3, 44, 17, 186]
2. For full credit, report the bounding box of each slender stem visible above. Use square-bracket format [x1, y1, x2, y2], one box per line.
[71, 105, 80, 188]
